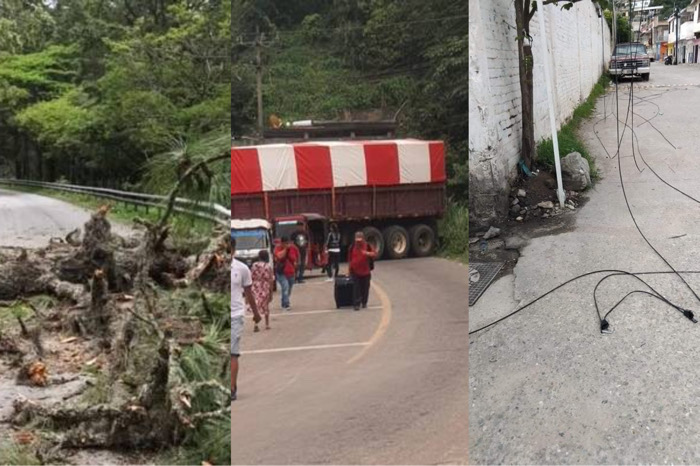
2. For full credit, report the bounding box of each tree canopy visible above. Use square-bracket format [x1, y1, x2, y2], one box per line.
[0, 0, 231, 206]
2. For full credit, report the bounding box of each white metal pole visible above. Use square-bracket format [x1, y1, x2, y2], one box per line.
[535, 0, 566, 208]
[601, 7, 606, 121]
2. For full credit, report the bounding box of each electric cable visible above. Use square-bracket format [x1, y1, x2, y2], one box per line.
[612, 14, 700, 305]
[469, 270, 700, 336]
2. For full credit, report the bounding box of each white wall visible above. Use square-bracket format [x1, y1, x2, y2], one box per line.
[469, 0, 612, 227]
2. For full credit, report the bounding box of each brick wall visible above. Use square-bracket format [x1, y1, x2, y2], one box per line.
[469, 0, 611, 228]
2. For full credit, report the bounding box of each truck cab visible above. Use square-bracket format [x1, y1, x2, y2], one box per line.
[231, 219, 273, 269]
[273, 214, 329, 272]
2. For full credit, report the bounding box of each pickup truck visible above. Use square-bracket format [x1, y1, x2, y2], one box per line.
[609, 42, 650, 81]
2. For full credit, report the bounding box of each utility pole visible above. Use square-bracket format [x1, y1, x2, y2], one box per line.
[675, 2, 680, 65]
[255, 25, 263, 135]
[599, 4, 607, 120]
[239, 26, 276, 137]
[629, 0, 633, 36]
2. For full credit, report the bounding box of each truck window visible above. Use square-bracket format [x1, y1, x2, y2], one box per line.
[275, 221, 304, 240]
[614, 44, 647, 56]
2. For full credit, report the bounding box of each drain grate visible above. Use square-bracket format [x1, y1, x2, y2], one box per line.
[469, 262, 504, 306]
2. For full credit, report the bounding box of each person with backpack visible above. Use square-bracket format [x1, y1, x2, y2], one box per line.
[347, 231, 377, 311]
[274, 236, 299, 310]
[325, 223, 341, 281]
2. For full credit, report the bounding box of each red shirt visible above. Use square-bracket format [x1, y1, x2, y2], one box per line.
[274, 245, 299, 278]
[348, 242, 375, 277]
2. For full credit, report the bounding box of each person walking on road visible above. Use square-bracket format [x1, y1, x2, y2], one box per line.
[274, 236, 298, 310]
[232, 237, 261, 402]
[325, 223, 341, 281]
[247, 249, 275, 331]
[348, 231, 377, 311]
[294, 231, 307, 284]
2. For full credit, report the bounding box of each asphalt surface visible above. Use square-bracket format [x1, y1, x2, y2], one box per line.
[0, 188, 128, 248]
[232, 258, 469, 464]
[470, 62, 700, 463]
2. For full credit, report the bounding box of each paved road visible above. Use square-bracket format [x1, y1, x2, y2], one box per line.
[0, 188, 128, 248]
[470, 62, 700, 463]
[232, 258, 469, 464]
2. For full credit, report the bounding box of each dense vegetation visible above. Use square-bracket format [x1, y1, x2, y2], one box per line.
[0, 0, 231, 206]
[232, 0, 468, 203]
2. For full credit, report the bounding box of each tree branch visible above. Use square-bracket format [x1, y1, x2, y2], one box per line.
[157, 153, 229, 230]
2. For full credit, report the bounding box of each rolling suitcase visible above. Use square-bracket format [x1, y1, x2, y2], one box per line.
[334, 275, 354, 308]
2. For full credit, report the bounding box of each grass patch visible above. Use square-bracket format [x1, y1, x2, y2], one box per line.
[536, 74, 611, 181]
[0, 183, 217, 246]
[438, 202, 469, 264]
[80, 371, 112, 405]
[0, 442, 42, 466]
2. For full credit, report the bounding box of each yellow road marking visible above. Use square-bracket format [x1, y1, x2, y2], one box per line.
[347, 280, 392, 364]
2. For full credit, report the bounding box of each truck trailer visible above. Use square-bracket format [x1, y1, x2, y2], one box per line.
[231, 139, 446, 262]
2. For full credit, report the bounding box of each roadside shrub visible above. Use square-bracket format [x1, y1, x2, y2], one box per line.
[438, 201, 469, 263]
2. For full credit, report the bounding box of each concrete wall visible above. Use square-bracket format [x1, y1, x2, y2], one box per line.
[469, 0, 612, 229]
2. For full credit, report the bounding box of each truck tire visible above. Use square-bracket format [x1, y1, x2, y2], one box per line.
[410, 224, 436, 257]
[383, 225, 410, 260]
[642, 73, 650, 81]
[362, 226, 384, 259]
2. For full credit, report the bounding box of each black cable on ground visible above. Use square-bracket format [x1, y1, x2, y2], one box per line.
[609, 113, 700, 205]
[469, 270, 700, 336]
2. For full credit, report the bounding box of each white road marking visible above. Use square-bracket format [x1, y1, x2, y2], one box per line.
[246, 306, 381, 317]
[241, 342, 369, 355]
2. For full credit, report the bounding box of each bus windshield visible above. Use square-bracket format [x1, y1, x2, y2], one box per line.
[231, 229, 268, 250]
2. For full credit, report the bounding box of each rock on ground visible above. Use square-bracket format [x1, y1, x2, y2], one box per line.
[482, 226, 501, 240]
[561, 152, 591, 191]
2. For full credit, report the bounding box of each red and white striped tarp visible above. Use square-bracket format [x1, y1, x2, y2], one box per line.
[232, 139, 445, 195]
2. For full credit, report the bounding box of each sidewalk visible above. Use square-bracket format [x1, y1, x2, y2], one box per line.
[469, 85, 700, 463]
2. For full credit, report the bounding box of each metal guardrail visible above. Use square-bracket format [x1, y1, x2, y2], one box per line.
[0, 179, 231, 227]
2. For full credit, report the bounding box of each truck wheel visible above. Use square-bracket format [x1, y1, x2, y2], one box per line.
[642, 73, 650, 81]
[362, 226, 384, 259]
[410, 224, 436, 257]
[383, 226, 410, 260]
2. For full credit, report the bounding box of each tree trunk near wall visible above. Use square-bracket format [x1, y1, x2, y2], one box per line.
[515, 0, 536, 170]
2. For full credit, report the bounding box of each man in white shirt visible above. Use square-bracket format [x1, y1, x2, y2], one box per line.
[231, 236, 261, 401]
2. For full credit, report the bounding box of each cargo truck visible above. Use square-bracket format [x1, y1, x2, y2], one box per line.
[231, 139, 446, 268]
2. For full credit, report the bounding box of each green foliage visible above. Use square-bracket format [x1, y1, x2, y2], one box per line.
[536, 74, 610, 181]
[0, 0, 55, 55]
[300, 13, 327, 43]
[438, 202, 469, 263]
[0, 45, 78, 107]
[0, 442, 42, 466]
[604, 10, 632, 43]
[15, 88, 98, 149]
[153, 289, 231, 465]
[1, 1, 231, 192]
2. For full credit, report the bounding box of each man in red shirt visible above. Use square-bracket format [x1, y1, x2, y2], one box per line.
[274, 236, 299, 310]
[348, 231, 377, 311]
